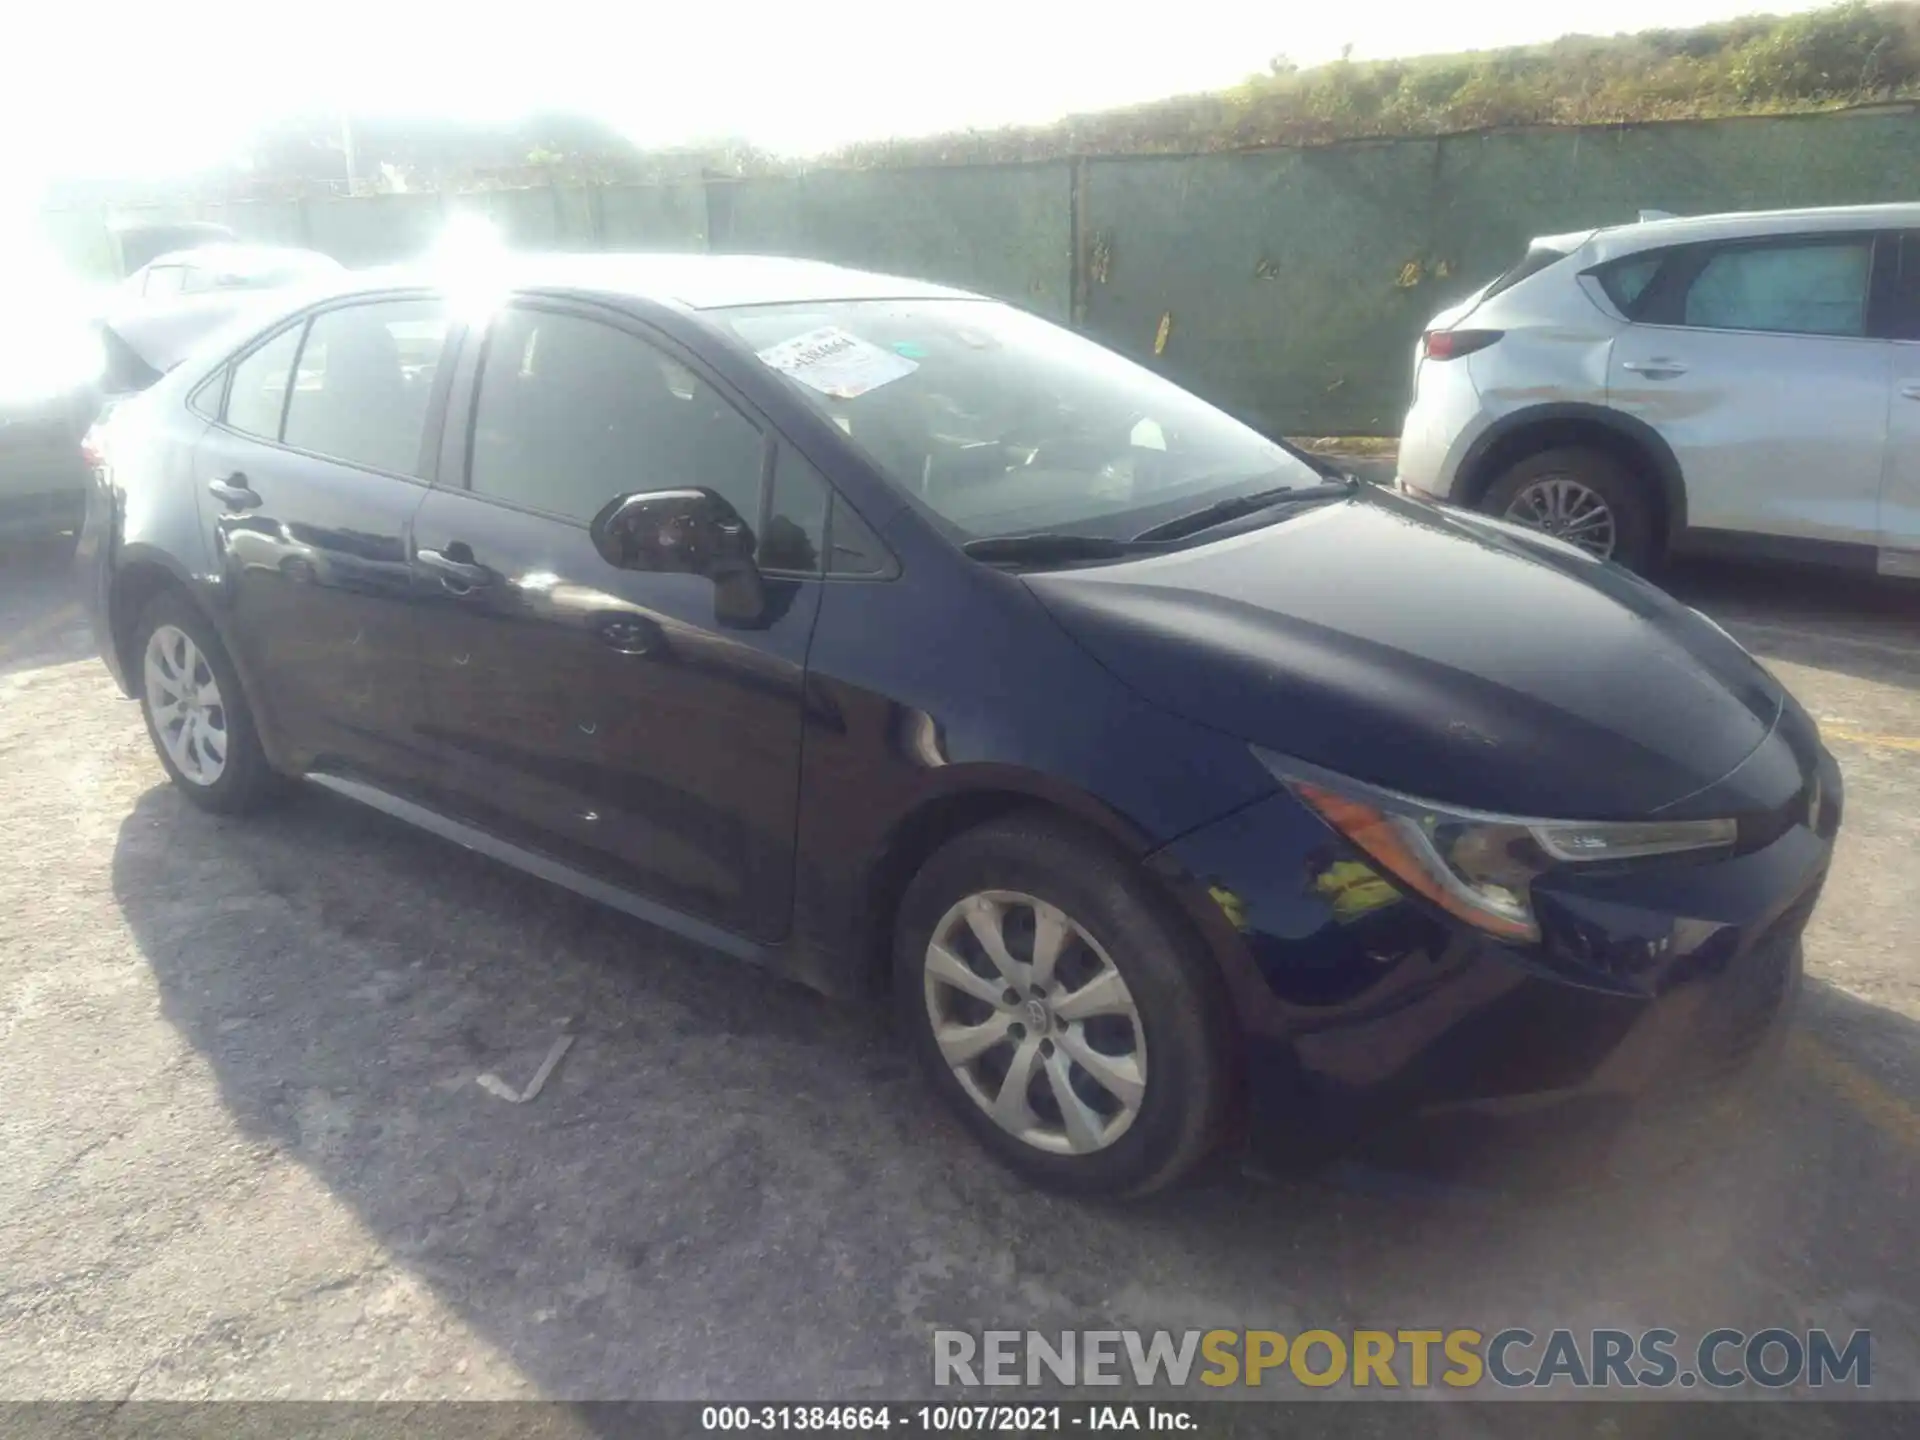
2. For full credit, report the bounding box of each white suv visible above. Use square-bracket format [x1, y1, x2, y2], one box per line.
[1396, 203, 1920, 576]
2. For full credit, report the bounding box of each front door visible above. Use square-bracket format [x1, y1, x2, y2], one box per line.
[1608, 231, 1892, 548]
[412, 300, 825, 941]
[1880, 231, 1920, 577]
[193, 295, 451, 787]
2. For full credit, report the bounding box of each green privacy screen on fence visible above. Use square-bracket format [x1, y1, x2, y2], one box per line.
[50, 105, 1920, 435]
[713, 163, 1074, 323]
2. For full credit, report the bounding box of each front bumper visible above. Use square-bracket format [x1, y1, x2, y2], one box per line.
[1154, 752, 1840, 1176]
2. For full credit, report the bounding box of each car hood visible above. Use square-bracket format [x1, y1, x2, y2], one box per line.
[1023, 487, 1790, 821]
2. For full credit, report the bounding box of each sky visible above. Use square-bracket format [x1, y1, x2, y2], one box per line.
[2, 0, 1835, 194]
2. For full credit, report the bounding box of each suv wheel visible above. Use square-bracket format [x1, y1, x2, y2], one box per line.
[895, 814, 1230, 1197]
[134, 591, 284, 814]
[1481, 447, 1656, 572]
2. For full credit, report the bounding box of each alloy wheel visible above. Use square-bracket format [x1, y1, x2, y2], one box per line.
[143, 624, 228, 786]
[1502, 477, 1617, 559]
[922, 890, 1147, 1155]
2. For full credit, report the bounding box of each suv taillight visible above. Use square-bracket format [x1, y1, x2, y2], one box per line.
[1422, 329, 1503, 361]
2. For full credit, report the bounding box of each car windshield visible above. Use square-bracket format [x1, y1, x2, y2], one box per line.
[719, 298, 1323, 541]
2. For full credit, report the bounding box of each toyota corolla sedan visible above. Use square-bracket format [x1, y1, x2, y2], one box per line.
[78, 255, 1841, 1196]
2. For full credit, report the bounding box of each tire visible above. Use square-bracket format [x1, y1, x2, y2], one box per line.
[1480, 446, 1658, 573]
[894, 813, 1232, 1197]
[133, 590, 285, 814]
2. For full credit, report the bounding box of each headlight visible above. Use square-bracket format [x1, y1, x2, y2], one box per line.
[1257, 749, 1736, 943]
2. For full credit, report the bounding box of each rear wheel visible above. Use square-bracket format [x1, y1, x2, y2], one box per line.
[895, 814, 1230, 1197]
[1481, 446, 1657, 572]
[134, 591, 284, 814]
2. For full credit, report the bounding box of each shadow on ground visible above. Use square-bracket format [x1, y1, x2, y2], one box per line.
[106, 773, 1920, 1420]
[0, 537, 89, 678]
[1664, 561, 1920, 694]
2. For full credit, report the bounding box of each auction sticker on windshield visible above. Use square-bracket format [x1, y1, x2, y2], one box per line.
[757, 325, 917, 399]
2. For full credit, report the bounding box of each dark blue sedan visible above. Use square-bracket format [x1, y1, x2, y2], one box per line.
[77, 255, 1840, 1195]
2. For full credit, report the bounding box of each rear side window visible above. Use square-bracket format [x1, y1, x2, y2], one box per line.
[223, 324, 304, 441]
[1681, 240, 1872, 338]
[1483, 243, 1571, 301]
[282, 300, 448, 477]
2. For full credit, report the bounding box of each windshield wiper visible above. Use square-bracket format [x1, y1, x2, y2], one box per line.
[1131, 477, 1355, 544]
[961, 533, 1163, 567]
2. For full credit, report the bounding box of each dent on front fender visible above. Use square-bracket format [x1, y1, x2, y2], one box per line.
[1149, 789, 1453, 1020]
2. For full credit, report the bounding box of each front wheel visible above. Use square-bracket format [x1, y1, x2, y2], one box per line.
[1481, 446, 1657, 572]
[895, 814, 1231, 1197]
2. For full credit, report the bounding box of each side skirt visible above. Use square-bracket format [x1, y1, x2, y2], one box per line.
[303, 771, 775, 969]
[1671, 527, 1881, 573]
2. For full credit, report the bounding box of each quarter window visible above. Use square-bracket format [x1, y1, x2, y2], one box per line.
[468, 307, 767, 531]
[826, 496, 892, 576]
[282, 300, 448, 477]
[744, 449, 894, 577]
[1680, 240, 1872, 338]
[1594, 252, 1666, 316]
[761, 451, 830, 573]
[223, 325, 304, 442]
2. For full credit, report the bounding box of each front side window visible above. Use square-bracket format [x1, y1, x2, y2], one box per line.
[1681, 240, 1873, 338]
[282, 299, 448, 477]
[468, 307, 766, 529]
[719, 300, 1321, 542]
[223, 324, 304, 441]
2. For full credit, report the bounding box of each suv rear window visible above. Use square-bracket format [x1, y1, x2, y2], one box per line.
[1482, 243, 1572, 301]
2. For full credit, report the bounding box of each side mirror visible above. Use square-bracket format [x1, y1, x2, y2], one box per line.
[589, 487, 766, 627]
[590, 487, 756, 574]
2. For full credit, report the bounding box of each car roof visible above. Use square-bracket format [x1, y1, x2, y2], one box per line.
[144, 243, 342, 274]
[348, 252, 983, 311]
[1569, 201, 1920, 262]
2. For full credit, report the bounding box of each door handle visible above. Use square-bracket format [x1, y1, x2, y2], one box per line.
[1621, 359, 1689, 379]
[207, 474, 262, 510]
[417, 545, 494, 592]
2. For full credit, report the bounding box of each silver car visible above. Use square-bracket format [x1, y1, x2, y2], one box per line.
[0, 245, 341, 544]
[1396, 203, 1920, 576]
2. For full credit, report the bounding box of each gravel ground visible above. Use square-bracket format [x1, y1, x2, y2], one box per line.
[1, 537, 1917, 1420]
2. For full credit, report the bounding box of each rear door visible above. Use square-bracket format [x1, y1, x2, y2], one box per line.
[1606, 231, 1894, 549]
[411, 299, 825, 941]
[1881, 232, 1920, 576]
[191, 294, 452, 787]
